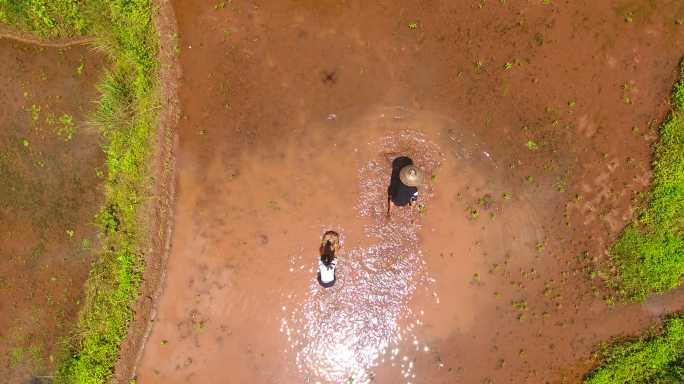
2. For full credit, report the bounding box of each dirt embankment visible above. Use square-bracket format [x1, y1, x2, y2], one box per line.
[113, 0, 181, 382]
[0, 24, 94, 48]
[0, 37, 105, 382]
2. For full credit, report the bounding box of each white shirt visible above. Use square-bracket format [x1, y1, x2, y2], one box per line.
[319, 258, 337, 284]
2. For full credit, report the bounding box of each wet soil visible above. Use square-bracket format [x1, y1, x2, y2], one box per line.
[0, 39, 104, 382]
[137, 1, 684, 383]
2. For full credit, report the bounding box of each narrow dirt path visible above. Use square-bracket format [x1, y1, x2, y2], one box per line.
[0, 25, 94, 48]
[134, 1, 684, 383]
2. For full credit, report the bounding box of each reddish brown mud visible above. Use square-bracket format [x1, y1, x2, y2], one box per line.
[0, 39, 104, 382]
[137, 1, 684, 383]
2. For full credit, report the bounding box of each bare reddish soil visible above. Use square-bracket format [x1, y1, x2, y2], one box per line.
[0, 38, 104, 382]
[136, 1, 684, 383]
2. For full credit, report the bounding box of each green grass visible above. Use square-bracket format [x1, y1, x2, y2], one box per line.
[0, 1, 159, 383]
[585, 315, 684, 384]
[610, 58, 684, 301]
[0, 0, 88, 38]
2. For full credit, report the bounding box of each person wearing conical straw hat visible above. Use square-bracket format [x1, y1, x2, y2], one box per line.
[387, 156, 423, 216]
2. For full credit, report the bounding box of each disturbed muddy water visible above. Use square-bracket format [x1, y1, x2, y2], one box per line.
[0, 39, 104, 381]
[138, 108, 542, 383]
[137, 0, 684, 383]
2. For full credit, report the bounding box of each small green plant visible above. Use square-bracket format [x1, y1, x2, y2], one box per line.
[621, 82, 636, 104]
[418, 203, 427, 215]
[408, 21, 418, 30]
[214, 0, 228, 10]
[474, 59, 484, 73]
[9, 347, 25, 368]
[478, 194, 494, 209]
[56, 113, 75, 141]
[268, 200, 281, 211]
[511, 299, 527, 311]
[556, 179, 567, 192]
[503, 62, 513, 70]
[30, 104, 41, 121]
[172, 32, 181, 55]
[76, 62, 84, 75]
[568, 100, 577, 108]
[624, 11, 634, 23]
[526, 140, 539, 150]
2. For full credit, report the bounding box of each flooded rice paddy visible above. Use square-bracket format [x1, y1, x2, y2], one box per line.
[137, 108, 547, 383]
[135, 0, 684, 382]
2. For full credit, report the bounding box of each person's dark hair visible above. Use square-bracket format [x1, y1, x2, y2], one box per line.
[391, 156, 414, 179]
[320, 240, 335, 266]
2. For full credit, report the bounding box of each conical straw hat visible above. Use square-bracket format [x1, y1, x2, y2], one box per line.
[399, 165, 423, 187]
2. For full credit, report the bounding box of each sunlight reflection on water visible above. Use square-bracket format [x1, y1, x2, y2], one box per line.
[280, 130, 442, 383]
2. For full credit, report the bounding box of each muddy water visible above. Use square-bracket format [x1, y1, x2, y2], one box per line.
[137, 0, 684, 383]
[137, 107, 543, 383]
[0, 39, 104, 381]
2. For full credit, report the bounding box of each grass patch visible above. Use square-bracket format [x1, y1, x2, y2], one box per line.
[585, 315, 684, 384]
[0, 0, 89, 38]
[609, 58, 684, 301]
[1, 0, 159, 382]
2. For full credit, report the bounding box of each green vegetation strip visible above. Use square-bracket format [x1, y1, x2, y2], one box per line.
[610, 58, 684, 301]
[0, 1, 159, 382]
[585, 315, 684, 384]
[0, 0, 88, 38]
